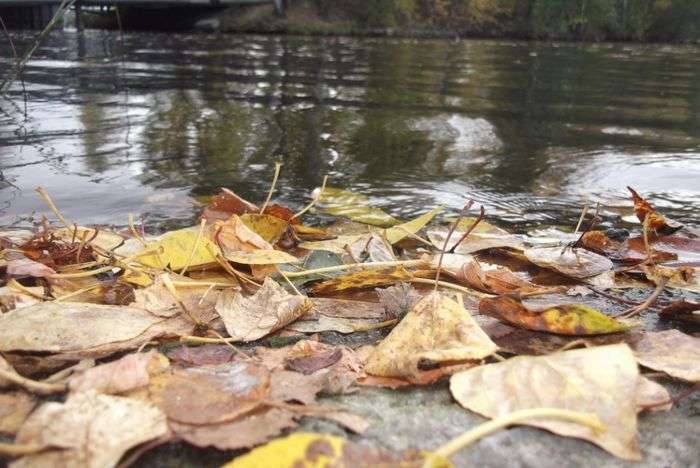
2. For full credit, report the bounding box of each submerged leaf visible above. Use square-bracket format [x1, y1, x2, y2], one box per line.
[450, 344, 642, 460]
[365, 292, 497, 383]
[215, 278, 312, 342]
[316, 187, 399, 226]
[479, 295, 631, 335]
[631, 330, 700, 382]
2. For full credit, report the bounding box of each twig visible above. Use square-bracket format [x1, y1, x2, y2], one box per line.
[411, 277, 490, 299]
[292, 175, 328, 220]
[428, 408, 603, 463]
[573, 202, 589, 234]
[616, 276, 668, 318]
[179, 218, 206, 276]
[435, 201, 474, 292]
[448, 205, 486, 254]
[35, 186, 70, 228]
[259, 162, 282, 214]
[351, 318, 398, 332]
[0, 366, 66, 395]
[0, 442, 47, 458]
[585, 285, 641, 306]
[276, 266, 303, 296]
[282, 259, 426, 278]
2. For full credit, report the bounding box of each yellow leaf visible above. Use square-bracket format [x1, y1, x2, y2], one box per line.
[307, 267, 412, 295]
[225, 249, 300, 265]
[383, 206, 443, 244]
[223, 432, 452, 468]
[240, 214, 289, 244]
[136, 228, 218, 271]
[317, 187, 399, 227]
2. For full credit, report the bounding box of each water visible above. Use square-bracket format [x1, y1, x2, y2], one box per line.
[2, 31, 700, 232]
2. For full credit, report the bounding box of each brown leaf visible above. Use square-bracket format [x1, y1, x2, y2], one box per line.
[344, 233, 395, 263]
[479, 295, 632, 335]
[166, 344, 237, 367]
[307, 266, 413, 295]
[286, 348, 343, 375]
[631, 330, 700, 382]
[428, 230, 523, 254]
[456, 260, 535, 294]
[636, 376, 672, 412]
[13, 391, 168, 468]
[450, 344, 643, 460]
[0, 392, 36, 435]
[658, 299, 700, 323]
[365, 292, 497, 383]
[202, 188, 259, 222]
[170, 408, 297, 450]
[211, 215, 273, 255]
[376, 283, 421, 319]
[215, 278, 312, 342]
[269, 369, 326, 404]
[524, 247, 613, 279]
[68, 351, 170, 395]
[628, 187, 683, 235]
[5, 255, 56, 278]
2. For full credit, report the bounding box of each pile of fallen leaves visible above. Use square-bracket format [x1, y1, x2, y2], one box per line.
[0, 175, 698, 467]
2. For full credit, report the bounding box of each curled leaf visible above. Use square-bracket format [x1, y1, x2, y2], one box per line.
[628, 187, 682, 235]
[479, 295, 631, 335]
[524, 247, 613, 279]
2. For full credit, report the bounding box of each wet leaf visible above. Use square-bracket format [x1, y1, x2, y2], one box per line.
[383, 206, 443, 244]
[0, 302, 192, 358]
[376, 283, 422, 319]
[628, 187, 683, 235]
[0, 392, 36, 435]
[240, 213, 289, 244]
[316, 187, 399, 226]
[201, 187, 259, 222]
[631, 330, 700, 382]
[456, 260, 535, 294]
[479, 295, 632, 335]
[524, 246, 613, 279]
[298, 234, 364, 255]
[658, 299, 700, 323]
[222, 432, 451, 468]
[13, 391, 168, 468]
[365, 292, 497, 383]
[307, 266, 412, 295]
[215, 277, 312, 342]
[344, 233, 395, 263]
[225, 249, 300, 265]
[68, 351, 170, 394]
[428, 230, 523, 254]
[450, 344, 643, 460]
[134, 227, 219, 271]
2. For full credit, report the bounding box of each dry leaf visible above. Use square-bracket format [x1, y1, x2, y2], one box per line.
[628, 187, 683, 235]
[316, 187, 399, 226]
[225, 249, 299, 265]
[376, 283, 422, 319]
[382, 206, 443, 244]
[632, 330, 700, 382]
[0, 392, 36, 435]
[215, 278, 312, 342]
[524, 247, 613, 279]
[222, 432, 450, 468]
[135, 227, 219, 271]
[307, 266, 413, 295]
[428, 230, 523, 254]
[457, 260, 535, 294]
[5, 256, 56, 278]
[12, 391, 168, 468]
[240, 213, 289, 244]
[479, 295, 632, 335]
[68, 351, 170, 394]
[166, 344, 237, 367]
[365, 292, 497, 383]
[212, 215, 273, 255]
[345, 233, 395, 263]
[298, 234, 364, 255]
[202, 187, 259, 222]
[450, 343, 642, 460]
[658, 299, 700, 323]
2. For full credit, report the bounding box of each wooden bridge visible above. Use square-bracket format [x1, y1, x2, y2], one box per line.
[0, 0, 285, 29]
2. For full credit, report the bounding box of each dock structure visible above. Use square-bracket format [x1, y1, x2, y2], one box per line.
[0, 0, 285, 29]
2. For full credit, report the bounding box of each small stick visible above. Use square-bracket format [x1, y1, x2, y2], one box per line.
[448, 205, 486, 254]
[428, 408, 603, 463]
[435, 201, 474, 293]
[411, 277, 490, 299]
[48, 265, 116, 279]
[128, 213, 148, 247]
[292, 175, 328, 220]
[616, 276, 668, 318]
[259, 162, 282, 214]
[282, 259, 427, 278]
[35, 186, 70, 228]
[0, 442, 47, 458]
[351, 318, 398, 332]
[179, 218, 207, 276]
[7, 279, 45, 299]
[0, 367, 66, 395]
[276, 266, 303, 296]
[160, 273, 203, 327]
[573, 202, 589, 234]
[53, 282, 102, 302]
[585, 285, 641, 306]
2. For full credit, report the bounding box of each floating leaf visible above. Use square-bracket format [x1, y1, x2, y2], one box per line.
[225, 249, 300, 265]
[383, 206, 443, 244]
[628, 187, 683, 235]
[524, 246, 613, 279]
[215, 278, 312, 342]
[632, 330, 700, 382]
[479, 295, 631, 335]
[450, 344, 642, 460]
[307, 266, 412, 295]
[13, 391, 168, 468]
[316, 187, 399, 226]
[365, 292, 497, 383]
[222, 432, 451, 468]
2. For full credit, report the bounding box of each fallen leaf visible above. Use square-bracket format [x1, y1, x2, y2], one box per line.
[316, 187, 399, 226]
[13, 391, 168, 468]
[631, 330, 700, 382]
[479, 295, 631, 335]
[628, 187, 683, 235]
[0, 302, 192, 358]
[298, 234, 363, 255]
[524, 247, 613, 279]
[215, 277, 312, 342]
[68, 351, 170, 394]
[636, 376, 672, 412]
[222, 432, 451, 468]
[0, 392, 36, 434]
[170, 408, 297, 450]
[285, 348, 343, 374]
[133, 227, 219, 271]
[344, 233, 395, 263]
[376, 283, 422, 319]
[365, 292, 497, 383]
[658, 299, 700, 323]
[201, 187, 259, 222]
[0, 285, 41, 312]
[428, 230, 523, 254]
[450, 343, 642, 460]
[212, 215, 273, 255]
[240, 213, 289, 244]
[383, 206, 443, 244]
[457, 260, 535, 294]
[5, 255, 56, 278]
[307, 266, 413, 295]
[225, 249, 300, 265]
[166, 344, 237, 367]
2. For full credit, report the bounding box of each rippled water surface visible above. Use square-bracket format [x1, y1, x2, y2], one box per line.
[2, 31, 700, 230]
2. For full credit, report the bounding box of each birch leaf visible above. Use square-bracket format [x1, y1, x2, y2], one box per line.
[450, 344, 642, 460]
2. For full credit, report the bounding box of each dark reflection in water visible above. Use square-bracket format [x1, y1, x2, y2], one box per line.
[1, 31, 699, 230]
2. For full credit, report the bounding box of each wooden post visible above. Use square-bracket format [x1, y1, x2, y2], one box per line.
[75, 0, 83, 32]
[273, 0, 284, 17]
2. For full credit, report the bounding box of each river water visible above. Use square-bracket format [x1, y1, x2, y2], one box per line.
[2, 31, 700, 231]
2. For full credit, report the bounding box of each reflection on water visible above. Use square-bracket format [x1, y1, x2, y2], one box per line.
[1, 31, 700, 230]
